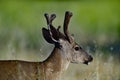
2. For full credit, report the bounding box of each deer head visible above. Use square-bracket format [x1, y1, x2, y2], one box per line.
[42, 11, 93, 65]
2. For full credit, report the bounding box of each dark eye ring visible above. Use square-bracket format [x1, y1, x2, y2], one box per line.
[74, 47, 79, 51]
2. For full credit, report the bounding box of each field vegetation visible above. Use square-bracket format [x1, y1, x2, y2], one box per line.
[0, 1, 120, 80]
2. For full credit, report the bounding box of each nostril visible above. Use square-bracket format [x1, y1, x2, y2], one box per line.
[89, 56, 93, 62]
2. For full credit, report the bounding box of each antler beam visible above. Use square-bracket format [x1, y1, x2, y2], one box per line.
[63, 11, 73, 43]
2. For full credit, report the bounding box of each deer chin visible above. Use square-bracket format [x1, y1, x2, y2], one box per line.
[83, 61, 91, 65]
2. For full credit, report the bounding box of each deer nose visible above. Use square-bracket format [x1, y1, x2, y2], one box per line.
[88, 55, 93, 62]
[84, 55, 93, 65]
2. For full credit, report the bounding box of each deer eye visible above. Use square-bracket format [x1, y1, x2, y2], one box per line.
[74, 46, 79, 51]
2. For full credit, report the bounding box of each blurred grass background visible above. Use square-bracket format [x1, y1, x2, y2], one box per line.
[0, 1, 120, 80]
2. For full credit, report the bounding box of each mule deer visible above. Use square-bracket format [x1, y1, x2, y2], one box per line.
[0, 11, 93, 80]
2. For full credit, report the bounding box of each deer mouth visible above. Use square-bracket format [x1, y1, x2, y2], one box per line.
[83, 61, 91, 65]
[83, 56, 93, 65]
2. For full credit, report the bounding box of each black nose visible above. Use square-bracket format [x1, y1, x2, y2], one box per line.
[88, 55, 93, 62]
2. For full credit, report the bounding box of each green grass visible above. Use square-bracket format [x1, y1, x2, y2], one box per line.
[0, 1, 120, 50]
[0, 1, 119, 80]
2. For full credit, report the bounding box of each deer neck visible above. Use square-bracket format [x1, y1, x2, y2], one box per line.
[40, 47, 70, 80]
[47, 47, 70, 70]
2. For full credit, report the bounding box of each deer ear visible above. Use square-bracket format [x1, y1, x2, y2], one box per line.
[42, 28, 55, 44]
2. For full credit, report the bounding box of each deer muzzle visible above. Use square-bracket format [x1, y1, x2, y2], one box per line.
[83, 55, 93, 65]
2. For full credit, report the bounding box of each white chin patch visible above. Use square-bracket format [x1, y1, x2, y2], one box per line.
[88, 62, 91, 65]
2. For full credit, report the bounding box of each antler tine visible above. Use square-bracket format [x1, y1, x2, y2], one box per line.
[44, 13, 51, 31]
[63, 11, 73, 43]
[44, 13, 50, 25]
[50, 14, 56, 23]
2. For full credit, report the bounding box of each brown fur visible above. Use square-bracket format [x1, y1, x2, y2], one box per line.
[0, 48, 69, 80]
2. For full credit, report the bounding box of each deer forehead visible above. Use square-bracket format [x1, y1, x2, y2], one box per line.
[59, 39, 73, 49]
[60, 39, 70, 45]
